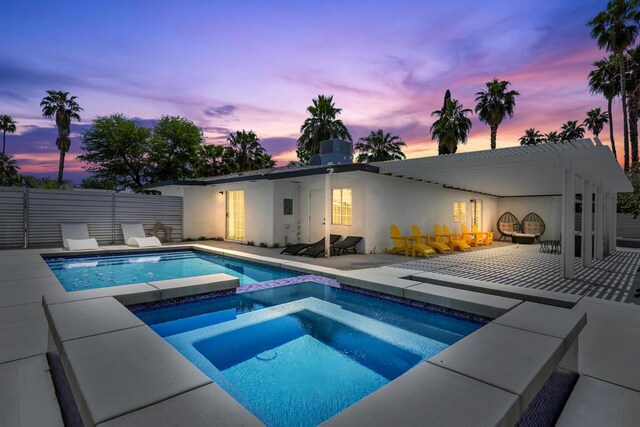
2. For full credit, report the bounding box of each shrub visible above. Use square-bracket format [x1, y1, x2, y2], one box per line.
[246, 241, 255, 246]
[213, 236, 224, 241]
[259, 242, 268, 248]
[270, 242, 280, 248]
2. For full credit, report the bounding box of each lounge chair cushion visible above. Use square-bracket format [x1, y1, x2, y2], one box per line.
[522, 221, 541, 235]
[127, 236, 163, 247]
[61, 223, 99, 250]
[501, 223, 513, 233]
[66, 238, 100, 251]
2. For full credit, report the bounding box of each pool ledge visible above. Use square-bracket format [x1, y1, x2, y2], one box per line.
[42, 295, 262, 426]
[323, 302, 586, 427]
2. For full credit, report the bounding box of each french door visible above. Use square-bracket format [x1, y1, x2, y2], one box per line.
[226, 190, 245, 241]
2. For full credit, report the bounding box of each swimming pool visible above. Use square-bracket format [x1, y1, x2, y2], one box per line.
[45, 250, 298, 291]
[133, 281, 484, 427]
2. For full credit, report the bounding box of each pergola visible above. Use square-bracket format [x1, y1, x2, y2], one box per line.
[373, 139, 633, 279]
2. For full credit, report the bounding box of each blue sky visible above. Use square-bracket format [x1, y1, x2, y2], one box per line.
[0, 0, 616, 180]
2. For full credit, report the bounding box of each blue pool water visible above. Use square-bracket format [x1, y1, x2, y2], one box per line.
[134, 282, 483, 426]
[44, 250, 298, 291]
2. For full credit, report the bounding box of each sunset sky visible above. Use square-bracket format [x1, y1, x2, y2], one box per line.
[0, 0, 621, 181]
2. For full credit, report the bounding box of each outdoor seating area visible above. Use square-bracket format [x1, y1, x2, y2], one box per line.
[389, 224, 494, 257]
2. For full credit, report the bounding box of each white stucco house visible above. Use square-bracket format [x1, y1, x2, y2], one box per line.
[147, 138, 631, 279]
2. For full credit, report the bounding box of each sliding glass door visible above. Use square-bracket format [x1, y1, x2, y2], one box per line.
[226, 190, 245, 241]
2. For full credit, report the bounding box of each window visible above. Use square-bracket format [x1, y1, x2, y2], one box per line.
[453, 201, 466, 222]
[471, 199, 482, 228]
[226, 190, 245, 240]
[332, 188, 352, 225]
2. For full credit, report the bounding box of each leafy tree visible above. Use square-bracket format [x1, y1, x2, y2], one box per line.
[297, 95, 352, 162]
[589, 56, 620, 158]
[79, 176, 117, 190]
[354, 129, 406, 162]
[474, 79, 520, 150]
[0, 153, 20, 186]
[618, 170, 640, 218]
[519, 128, 544, 146]
[226, 130, 271, 172]
[583, 108, 610, 138]
[544, 131, 561, 144]
[148, 116, 204, 182]
[78, 114, 151, 190]
[40, 90, 83, 185]
[0, 115, 17, 155]
[559, 121, 586, 141]
[430, 90, 473, 155]
[589, 0, 640, 171]
[196, 144, 234, 177]
[21, 175, 72, 189]
[256, 153, 276, 169]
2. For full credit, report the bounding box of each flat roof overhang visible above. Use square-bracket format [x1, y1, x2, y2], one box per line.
[373, 139, 632, 197]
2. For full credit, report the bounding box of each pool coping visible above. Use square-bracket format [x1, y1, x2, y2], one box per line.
[34, 244, 587, 426]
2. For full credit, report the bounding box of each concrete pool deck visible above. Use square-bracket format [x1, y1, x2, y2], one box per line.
[0, 243, 639, 425]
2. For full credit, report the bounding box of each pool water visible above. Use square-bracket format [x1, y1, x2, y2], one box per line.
[134, 282, 483, 426]
[44, 250, 298, 291]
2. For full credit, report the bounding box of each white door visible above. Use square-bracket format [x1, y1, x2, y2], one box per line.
[309, 189, 325, 243]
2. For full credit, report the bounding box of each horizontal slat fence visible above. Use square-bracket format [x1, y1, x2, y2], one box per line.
[0, 188, 26, 248]
[0, 187, 183, 248]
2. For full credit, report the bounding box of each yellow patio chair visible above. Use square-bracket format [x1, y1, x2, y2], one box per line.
[442, 224, 472, 252]
[412, 224, 452, 254]
[472, 224, 493, 245]
[460, 223, 485, 246]
[386, 224, 411, 255]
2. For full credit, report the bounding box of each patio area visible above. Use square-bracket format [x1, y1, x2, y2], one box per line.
[392, 244, 640, 305]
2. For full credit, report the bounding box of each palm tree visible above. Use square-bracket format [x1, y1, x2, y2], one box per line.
[626, 45, 640, 168]
[40, 91, 83, 185]
[589, 56, 620, 158]
[0, 115, 17, 155]
[544, 131, 561, 144]
[430, 90, 473, 155]
[354, 129, 407, 162]
[474, 79, 520, 150]
[0, 153, 20, 186]
[583, 108, 610, 139]
[227, 130, 269, 172]
[297, 95, 352, 162]
[559, 121, 586, 142]
[589, 0, 640, 171]
[519, 128, 544, 146]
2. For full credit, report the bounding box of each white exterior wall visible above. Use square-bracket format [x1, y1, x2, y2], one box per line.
[210, 181, 276, 244]
[364, 173, 498, 253]
[156, 185, 217, 239]
[273, 181, 300, 245]
[497, 196, 562, 240]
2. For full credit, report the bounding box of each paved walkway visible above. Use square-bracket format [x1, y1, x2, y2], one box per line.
[392, 244, 640, 305]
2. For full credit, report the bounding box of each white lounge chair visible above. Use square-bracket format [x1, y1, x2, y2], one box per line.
[61, 224, 100, 251]
[121, 223, 162, 248]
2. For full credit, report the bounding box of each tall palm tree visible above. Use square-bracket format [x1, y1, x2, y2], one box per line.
[474, 78, 520, 150]
[559, 121, 586, 142]
[626, 45, 640, 168]
[297, 95, 352, 163]
[519, 128, 544, 146]
[0, 153, 20, 186]
[40, 91, 83, 185]
[588, 56, 620, 158]
[0, 115, 17, 155]
[583, 108, 610, 138]
[354, 129, 407, 162]
[589, 0, 640, 171]
[431, 90, 473, 155]
[544, 131, 561, 144]
[227, 130, 269, 172]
